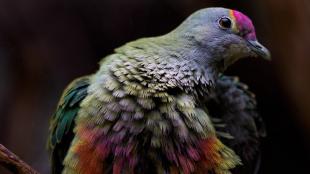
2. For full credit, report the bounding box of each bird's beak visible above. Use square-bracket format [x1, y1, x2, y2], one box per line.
[247, 40, 271, 60]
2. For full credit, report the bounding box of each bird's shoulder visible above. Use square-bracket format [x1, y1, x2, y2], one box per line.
[48, 76, 90, 174]
[206, 75, 266, 174]
[212, 75, 266, 138]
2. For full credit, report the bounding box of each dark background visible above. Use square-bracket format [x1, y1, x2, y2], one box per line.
[0, 0, 309, 173]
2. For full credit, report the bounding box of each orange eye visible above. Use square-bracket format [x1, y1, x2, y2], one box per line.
[219, 17, 232, 29]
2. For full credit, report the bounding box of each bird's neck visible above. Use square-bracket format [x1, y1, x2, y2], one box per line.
[115, 34, 220, 93]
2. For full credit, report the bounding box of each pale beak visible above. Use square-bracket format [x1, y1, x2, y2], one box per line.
[248, 40, 271, 60]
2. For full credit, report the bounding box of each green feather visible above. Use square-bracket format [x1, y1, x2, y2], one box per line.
[47, 76, 90, 174]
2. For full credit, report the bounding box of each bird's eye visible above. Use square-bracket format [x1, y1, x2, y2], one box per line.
[218, 17, 232, 29]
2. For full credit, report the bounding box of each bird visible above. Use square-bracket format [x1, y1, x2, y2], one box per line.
[47, 7, 269, 174]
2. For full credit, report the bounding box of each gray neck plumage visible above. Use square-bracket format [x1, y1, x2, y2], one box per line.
[115, 33, 220, 94]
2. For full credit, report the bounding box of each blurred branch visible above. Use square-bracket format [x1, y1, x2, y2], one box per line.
[0, 144, 39, 174]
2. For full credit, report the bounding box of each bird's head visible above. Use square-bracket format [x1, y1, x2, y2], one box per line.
[173, 7, 271, 71]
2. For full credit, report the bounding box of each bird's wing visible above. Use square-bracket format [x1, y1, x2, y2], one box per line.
[47, 76, 90, 174]
[206, 75, 266, 174]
